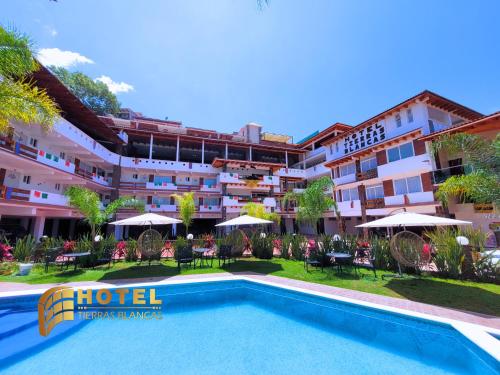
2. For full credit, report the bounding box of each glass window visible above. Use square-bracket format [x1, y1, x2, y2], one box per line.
[407, 109, 414, 123]
[340, 163, 355, 176]
[360, 157, 377, 172]
[366, 184, 384, 200]
[407, 176, 422, 193]
[387, 147, 400, 163]
[394, 178, 408, 195]
[399, 142, 414, 159]
[395, 114, 402, 128]
[341, 187, 359, 201]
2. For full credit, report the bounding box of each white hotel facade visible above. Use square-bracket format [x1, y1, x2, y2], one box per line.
[0, 66, 497, 240]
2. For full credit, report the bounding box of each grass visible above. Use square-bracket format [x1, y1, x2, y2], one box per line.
[1, 258, 499, 316]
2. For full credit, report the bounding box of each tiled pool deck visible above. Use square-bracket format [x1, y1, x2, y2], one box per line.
[1, 273, 499, 330]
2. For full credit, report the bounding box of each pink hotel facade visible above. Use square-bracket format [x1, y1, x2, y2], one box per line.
[0, 66, 498, 240]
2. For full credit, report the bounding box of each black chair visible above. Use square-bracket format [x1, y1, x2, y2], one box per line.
[353, 248, 377, 278]
[218, 245, 232, 268]
[44, 247, 64, 272]
[93, 247, 113, 269]
[304, 247, 323, 272]
[176, 245, 194, 270]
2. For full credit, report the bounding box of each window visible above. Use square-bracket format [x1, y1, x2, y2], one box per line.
[395, 114, 402, 128]
[22, 175, 31, 184]
[55, 183, 61, 191]
[329, 145, 333, 154]
[335, 142, 339, 153]
[407, 108, 414, 123]
[339, 163, 356, 177]
[132, 174, 138, 180]
[59, 152, 65, 160]
[360, 157, 377, 172]
[365, 184, 384, 200]
[29, 138, 38, 148]
[394, 176, 422, 195]
[387, 142, 414, 162]
[341, 187, 359, 201]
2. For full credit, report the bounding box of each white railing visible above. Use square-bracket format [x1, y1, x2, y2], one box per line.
[147, 204, 177, 212]
[92, 174, 110, 186]
[200, 184, 221, 192]
[29, 190, 68, 206]
[121, 157, 218, 174]
[384, 191, 435, 206]
[276, 168, 306, 179]
[305, 164, 330, 179]
[377, 154, 431, 179]
[333, 173, 356, 186]
[199, 205, 221, 212]
[36, 149, 75, 174]
[146, 182, 177, 190]
[337, 200, 361, 216]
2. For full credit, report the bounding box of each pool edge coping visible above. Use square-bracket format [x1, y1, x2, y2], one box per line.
[1, 274, 499, 362]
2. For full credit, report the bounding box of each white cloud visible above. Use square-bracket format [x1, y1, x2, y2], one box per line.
[37, 48, 94, 68]
[44, 25, 58, 37]
[95, 75, 134, 94]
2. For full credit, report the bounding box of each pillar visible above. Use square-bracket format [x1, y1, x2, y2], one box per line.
[285, 151, 288, 168]
[114, 225, 124, 240]
[249, 146, 252, 161]
[172, 223, 177, 236]
[51, 218, 60, 237]
[201, 140, 205, 164]
[176, 136, 180, 162]
[225, 143, 228, 159]
[33, 216, 46, 241]
[69, 219, 76, 239]
[149, 134, 154, 159]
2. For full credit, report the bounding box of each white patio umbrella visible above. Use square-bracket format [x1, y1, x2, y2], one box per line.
[356, 212, 471, 228]
[109, 213, 182, 226]
[215, 215, 273, 227]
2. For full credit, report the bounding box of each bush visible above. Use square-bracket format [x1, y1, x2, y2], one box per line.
[289, 234, 307, 260]
[13, 235, 36, 262]
[174, 236, 188, 261]
[125, 239, 138, 261]
[280, 234, 294, 259]
[251, 233, 274, 259]
[425, 228, 464, 278]
[370, 236, 396, 271]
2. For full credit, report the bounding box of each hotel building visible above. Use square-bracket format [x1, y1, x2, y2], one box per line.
[0, 66, 497, 240]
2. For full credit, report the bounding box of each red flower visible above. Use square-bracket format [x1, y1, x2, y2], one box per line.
[115, 241, 127, 257]
[0, 243, 13, 261]
[64, 240, 76, 251]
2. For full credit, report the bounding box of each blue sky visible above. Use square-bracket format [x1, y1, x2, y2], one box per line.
[3, 0, 500, 141]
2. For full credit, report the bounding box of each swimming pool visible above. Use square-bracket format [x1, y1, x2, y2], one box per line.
[0, 278, 498, 374]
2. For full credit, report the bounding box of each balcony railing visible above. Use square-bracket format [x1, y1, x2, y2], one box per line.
[432, 165, 473, 184]
[365, 198, 385, 209]
[356, 168, 378, 181]
[0, 185, 68, 206]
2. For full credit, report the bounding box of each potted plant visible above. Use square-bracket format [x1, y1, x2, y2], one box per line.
[14, 235, 36, 276]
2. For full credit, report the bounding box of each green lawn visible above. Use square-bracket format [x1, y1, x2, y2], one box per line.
[1, 258, 499, 316]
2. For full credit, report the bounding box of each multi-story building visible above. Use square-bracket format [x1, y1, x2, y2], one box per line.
[0, 67, 497, 241]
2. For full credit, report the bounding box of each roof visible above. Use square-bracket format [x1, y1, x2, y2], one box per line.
[322, 90, 483, 147]
[31, 65, 123, 144]
[298, 123, 352, 147]
[419, 112, 500, 141]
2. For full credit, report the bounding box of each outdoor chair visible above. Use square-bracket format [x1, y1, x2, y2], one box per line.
[353, 248, 377, 278]
[218, 245, 233, 268]
[304, 247, 323, 272]
[93, 247, 113, 269]
[176, 245, 194, 270]
[44, 247, 64, 272]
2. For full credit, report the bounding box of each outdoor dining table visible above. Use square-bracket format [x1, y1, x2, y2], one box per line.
[326, 252, 352, 273]
[62, 252, 91, 271]
[192, 248, 212, 268]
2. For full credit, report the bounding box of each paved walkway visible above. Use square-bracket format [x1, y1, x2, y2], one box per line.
[1, 273, 499, 330]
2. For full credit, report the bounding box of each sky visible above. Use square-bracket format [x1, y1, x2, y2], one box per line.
[2, 0, 500, 141]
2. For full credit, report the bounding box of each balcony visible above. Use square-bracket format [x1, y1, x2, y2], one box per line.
[200, 184, 221, 193]
[120, 156, 218, 174]
[365, 198, 385, 209]
[275, 168, 306, 179]
[384, 192, 435, 206]
[120, 182, 147, 190]
[305, 164, 330, 179]
[37, 149, 76, 174]
[337, 200, 361, 216]
[432, 165, 473, 184]
[333, 173, 356, 186]
[378, 154, 431, 179]
[356, 168, 378, 182]
[147, 204, 177, 212]
[146, 182, 178, 191]
[199, 205, 221, 213]
[222, 196, 277, 208]
[0, 185, 68, 207]
[219, 173, 280, 189]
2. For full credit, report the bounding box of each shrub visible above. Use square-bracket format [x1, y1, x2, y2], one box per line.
[13, 235, 36, 262]
[251, 233, 274, 259]
[126, 239, 138, 261]
[174, 236, 188, 261]
[425, 228, 464, 278]
[290, 234, 307, 260]
[370, 236, 396, 271]
[0, 241, 13, 261]
[280, 234, 294, 259]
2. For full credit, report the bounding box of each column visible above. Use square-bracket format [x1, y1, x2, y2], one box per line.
[172, 223, 177, 236]
[225, 143, 228, 159]
[69, 219, 76, 239]
[124, 225, 130, 239]
[201, 140, 205, 164]
[149, 134, 154, 159]
[51, 219, 60, 237]
[176, 136, 180, 162]
[32, 216, 46, 241]
[249, 146, 252, 161]
[285, 151, 288, 168]
[358, 184, 368, 239]
[114, 225, 124, 240]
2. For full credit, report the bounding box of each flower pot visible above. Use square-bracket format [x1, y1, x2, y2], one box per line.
[18, 262, 34, 276]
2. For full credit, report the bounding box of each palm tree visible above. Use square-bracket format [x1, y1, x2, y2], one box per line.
[283, 176, 336, 234]
[241, 202, 280, 224]
[172, 192, 196, 235]
[65, 186, 144, 241]
[432, 133, 499, 207]
[0, 26, 59, 134]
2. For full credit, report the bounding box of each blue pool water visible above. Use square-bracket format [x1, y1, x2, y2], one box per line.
[0, 280, 498, 374]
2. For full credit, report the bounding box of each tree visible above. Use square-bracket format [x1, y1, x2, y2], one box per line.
[283, 176, 336, 234]
[65, 186, 144, 241]
[172, 192, 196, 234]
[241, 202, 280, 224]
[432, 133, 500, 207]
[0, 26, 60, 134]
[50, 66, 120, 115]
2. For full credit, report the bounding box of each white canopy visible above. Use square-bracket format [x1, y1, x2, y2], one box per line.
[109, 213, 182, 226]
[356, 212, 472, 228]
[215, 215, 273, 227]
